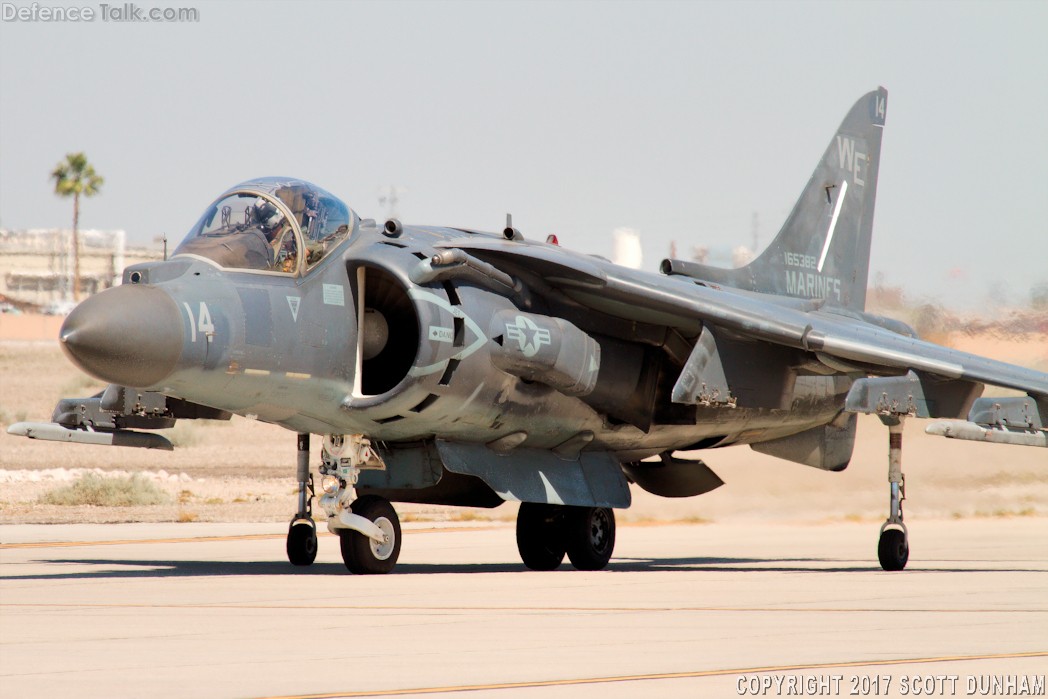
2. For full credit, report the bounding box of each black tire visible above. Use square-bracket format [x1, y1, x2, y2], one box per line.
[286, 520, 318, 566]
[339, 495, 401, 574]
[516, 502, 566, 571]
[878, 528, 909, 571]
[564, 506, 615, 571]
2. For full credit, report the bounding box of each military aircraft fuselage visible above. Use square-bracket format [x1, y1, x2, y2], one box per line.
[61, 201, 847, 465]
[35, 91, 1048, 575]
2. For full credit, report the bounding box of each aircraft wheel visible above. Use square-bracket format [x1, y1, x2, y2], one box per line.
[878, 527, 909, 571]
[286, 520, 318, 566]
[516, 502, 566, 571]
[340, 496, 401, 574]
[564, 506, 615, 571]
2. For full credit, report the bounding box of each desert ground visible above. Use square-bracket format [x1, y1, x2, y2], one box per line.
[3, 519, 1046, 699]
[1, 313, 1046, 529]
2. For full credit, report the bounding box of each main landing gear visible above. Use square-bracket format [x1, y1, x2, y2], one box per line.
[877, 417, 909, 571]
[516, 503, 616, 571]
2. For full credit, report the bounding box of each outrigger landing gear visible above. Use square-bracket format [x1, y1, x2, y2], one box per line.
[516, 504, 616, 571]
[318, 435, 401, 574]
[877, 417, 909, 571]
[286, 433, 319, 566]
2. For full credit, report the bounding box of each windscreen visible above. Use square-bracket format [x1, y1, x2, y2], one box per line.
[173, 178, 355, 273]
[174, 192, 299, 272]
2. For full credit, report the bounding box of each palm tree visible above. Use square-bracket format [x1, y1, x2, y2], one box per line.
[51, 153, 104, 301]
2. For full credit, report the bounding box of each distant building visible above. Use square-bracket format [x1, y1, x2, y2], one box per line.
[0, 229, 164, 311]
[612, 228, 643, 269]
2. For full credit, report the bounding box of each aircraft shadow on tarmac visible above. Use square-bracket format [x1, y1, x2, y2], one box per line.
[5, 556, 1039, 581]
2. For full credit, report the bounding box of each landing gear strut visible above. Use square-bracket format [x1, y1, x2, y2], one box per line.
[877, 417, 909, 571]
[318, 434, 401, 574]
[286, 433, 318, 566]
[515, 504, 616, 571]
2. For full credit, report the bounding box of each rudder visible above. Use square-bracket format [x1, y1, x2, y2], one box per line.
[662, 88, 887, 311]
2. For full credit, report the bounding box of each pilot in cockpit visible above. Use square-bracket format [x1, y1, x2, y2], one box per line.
[253, 199, 283, 238]
[173, 178, 353, 275]
[254, 199, 298, 272]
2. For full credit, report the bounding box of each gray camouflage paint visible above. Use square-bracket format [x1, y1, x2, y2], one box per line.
[42, 88, 1048, 511]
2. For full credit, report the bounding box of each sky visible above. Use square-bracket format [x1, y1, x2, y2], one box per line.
[1, 0, 1046, 310]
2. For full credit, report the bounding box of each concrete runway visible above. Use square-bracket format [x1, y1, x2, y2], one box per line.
[2, 519, 1046, 699]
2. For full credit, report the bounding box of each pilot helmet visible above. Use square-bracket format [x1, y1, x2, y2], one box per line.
[254, 199, 284, 232]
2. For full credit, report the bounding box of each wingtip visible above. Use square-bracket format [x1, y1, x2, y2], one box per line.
[7, 422, 30, 437]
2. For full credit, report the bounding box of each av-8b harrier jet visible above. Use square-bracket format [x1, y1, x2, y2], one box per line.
[11, 88, 1047, 574]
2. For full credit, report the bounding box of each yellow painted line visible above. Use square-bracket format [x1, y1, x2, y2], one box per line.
[244, 368, 271, 376]
[252, 651, 1048, 698]
[285, 372, 312, 380]
[0, 533, 284, 549]
[0, 526, 502, 550]
[0, 519, 797, 552]
[3, 602, 1044, 615]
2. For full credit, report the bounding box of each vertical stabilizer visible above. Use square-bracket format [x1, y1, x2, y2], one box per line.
[663, 88, 887, 311]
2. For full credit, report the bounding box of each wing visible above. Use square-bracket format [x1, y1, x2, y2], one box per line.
[437, 238, 1048, 404]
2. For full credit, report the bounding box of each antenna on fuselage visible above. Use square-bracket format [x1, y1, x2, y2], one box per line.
[503, 213, 522, 241]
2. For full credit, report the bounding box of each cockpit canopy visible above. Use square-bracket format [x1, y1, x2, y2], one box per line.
[173, 177, 356, 274]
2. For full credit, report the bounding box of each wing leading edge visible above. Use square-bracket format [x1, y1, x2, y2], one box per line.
[597, 266, 1048, 401]
[439, 239, 1048, 407]
[480, 241, 1048, 446]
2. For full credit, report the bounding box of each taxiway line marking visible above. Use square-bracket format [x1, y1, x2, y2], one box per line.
[4, 520, 938, 550]
[0, 534, 284, 549]
[253, 651, 1048, 698]
[0, 527, 501, 549]
[2, 602, 1044, 615]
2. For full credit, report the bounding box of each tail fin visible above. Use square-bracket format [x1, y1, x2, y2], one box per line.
[662, 87, 887, 311]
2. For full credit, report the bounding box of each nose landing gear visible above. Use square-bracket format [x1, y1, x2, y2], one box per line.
[318, 434, 401, 574]
[284, 432, 401, 572]
[339, 495, 401, 574]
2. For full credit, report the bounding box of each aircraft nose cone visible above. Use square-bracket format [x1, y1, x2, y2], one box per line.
[60, 284, 184, 388]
